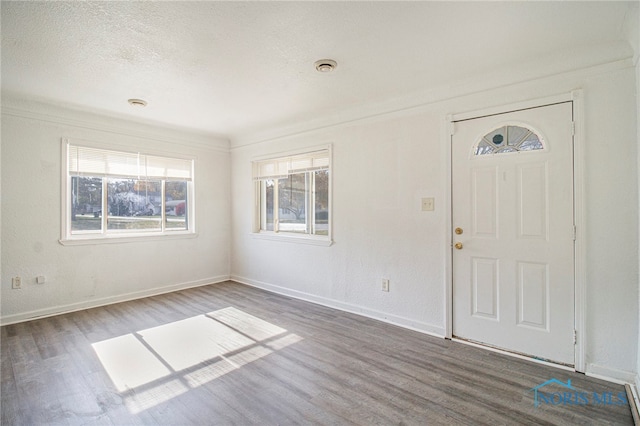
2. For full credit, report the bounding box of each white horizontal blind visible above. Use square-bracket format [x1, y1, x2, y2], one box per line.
[253, 150, 329, 180]
[68, 144, 193, 181]
[253, 157, 290, 180]
[68, 145, 139, 178]
[144, 155, 193, 180]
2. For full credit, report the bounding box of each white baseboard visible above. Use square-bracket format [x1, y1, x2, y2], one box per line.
[7, 274, 637, 390]
[586, 363, 637, 385]
[628, 378, 640, 424]
[230, 275, 446, 338]
[0, 275, 230, 326]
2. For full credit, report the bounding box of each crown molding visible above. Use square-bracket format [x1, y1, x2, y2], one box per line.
[1, 93, 230, 153]
[230, 42, 634, 149]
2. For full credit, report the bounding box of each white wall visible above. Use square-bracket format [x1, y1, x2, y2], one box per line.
[637, 52, 640, 391]
[1, 99, 231, 323]
[232, 113, 447, 333]
[620, 0, 640, 389]
[637, 49, 640, 392]
[630, 2, 640, 390]
[231, 62, 639, 380]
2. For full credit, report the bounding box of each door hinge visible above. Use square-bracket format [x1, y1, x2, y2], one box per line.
[573, 225, 577, 241]
[571, 121, 576, 136]
[573, 329, 577, 345]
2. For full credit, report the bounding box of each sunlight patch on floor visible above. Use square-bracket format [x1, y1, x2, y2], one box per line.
[181, 332, 301, 389]
[92, 334, 172, 392]
[138, 314, 255, 371]
[208, 306, 287, 341]
[124, 379, 190, 414]
[91, 306, 302, 414]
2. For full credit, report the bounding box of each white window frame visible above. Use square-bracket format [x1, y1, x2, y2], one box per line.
[60, 138, 196, 245]
[252, 145, 332, 246]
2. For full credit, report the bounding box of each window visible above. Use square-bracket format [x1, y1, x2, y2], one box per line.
[253, 148, 330, 242]
[474, 125, 544, 156]
[62, 141, 194, 243]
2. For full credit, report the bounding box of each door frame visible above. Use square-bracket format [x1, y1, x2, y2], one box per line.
[443, 90, 586, 373]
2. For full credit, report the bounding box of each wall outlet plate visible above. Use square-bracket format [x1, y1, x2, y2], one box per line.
[12, 277, 22, 289]
[382, 278, 390, 292]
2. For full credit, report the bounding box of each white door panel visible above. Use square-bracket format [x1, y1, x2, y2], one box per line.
[452, 102, 574, 365]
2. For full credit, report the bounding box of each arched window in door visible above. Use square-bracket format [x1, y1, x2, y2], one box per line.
[474, 125, 544, 156]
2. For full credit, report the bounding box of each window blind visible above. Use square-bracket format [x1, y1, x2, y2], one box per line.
[68, 144, 193, 181]
[253, 150, 329, 180]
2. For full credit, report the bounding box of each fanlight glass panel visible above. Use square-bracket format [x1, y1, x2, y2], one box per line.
[474, 126, 544, 156]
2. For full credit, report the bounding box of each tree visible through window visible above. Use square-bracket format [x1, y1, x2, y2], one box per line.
[254, 149, 330, 238]
[64, 142, 193, 241]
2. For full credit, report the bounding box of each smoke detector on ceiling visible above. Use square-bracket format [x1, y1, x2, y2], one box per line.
[314, 59, 337, 73]
[128, 98, 147, 107]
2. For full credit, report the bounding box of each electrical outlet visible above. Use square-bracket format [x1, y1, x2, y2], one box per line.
[382, 278, 390, 292]
[12, 276, 22, 289]
[36, 276, 46, 284]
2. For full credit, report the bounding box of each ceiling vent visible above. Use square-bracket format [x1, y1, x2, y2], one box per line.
[128, 98, 147, 107]
[314, 59, 337, 73]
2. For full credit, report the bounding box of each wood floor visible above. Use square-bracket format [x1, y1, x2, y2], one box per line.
[1, 281, 633, 425]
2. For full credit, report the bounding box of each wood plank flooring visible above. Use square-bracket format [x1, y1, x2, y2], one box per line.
[1, 281, 633, 425]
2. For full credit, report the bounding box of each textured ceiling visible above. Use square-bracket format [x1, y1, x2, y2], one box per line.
[1, 1, 636, 144]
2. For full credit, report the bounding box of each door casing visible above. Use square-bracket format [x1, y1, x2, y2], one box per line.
[443, 90, 586, 373]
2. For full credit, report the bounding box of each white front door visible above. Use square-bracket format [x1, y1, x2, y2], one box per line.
[451, 102, 575, 366]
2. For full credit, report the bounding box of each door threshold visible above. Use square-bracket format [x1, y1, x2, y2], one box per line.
[452, 336, 575, 372]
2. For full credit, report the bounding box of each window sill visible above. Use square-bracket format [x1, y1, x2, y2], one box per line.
[59, 232, 198, 246]
[251, 232, 333, 246]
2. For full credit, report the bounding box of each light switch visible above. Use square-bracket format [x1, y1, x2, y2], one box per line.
[421, 197, 435, 211]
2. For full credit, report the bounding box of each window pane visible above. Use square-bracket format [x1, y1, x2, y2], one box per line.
[261, 180, 275, 231]
[484, 127, 506, 147]
[519, 133, 544, 151]
[107, 179, 161, 231]
[314, 170, 329, 235]
[507, 126, 529, 146]
[71, 176, 102, 233]
[165, 181, 188, 230]
[475, 140, 495, 155]
[253, 150, 330, 239]
[278, 173, 307, 233]
[474, 126, 544, 156]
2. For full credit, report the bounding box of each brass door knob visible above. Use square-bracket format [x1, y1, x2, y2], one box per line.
[454, 242, 463, 250]
[455, 227, 463, 235]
